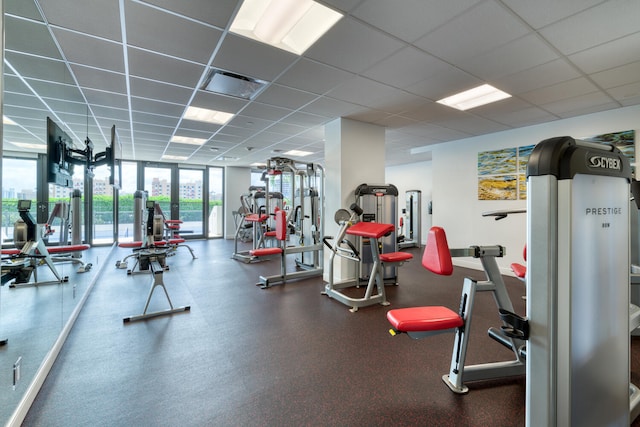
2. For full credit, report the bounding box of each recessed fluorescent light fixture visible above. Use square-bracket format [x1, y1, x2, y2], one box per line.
[437, 84, 511, 111]
[162, 154, 189, 161]
[11, 142, 45, 150]
[171, 135, 208, 145]
[3, 115, 17, 125]
[217, 156, 239, 161]
[201, 68, 267, 100]
[284, 149, 313, 157]
[230, 0, 343, 55]
[184, 106, 234, 125]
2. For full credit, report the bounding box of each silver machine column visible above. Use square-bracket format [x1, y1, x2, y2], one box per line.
[133, 190, 146, 242]
[526, 136, 632, 427]
[70, 189, 82, 246]
[354, 183, 398, 282]
[399, 189, 421, 248]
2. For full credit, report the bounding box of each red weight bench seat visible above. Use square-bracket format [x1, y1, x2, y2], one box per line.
[387, 227, 462, 336]
[1, 244, 90, 256]
[510, 245, 526, 280]
[249, 210, 286, 258]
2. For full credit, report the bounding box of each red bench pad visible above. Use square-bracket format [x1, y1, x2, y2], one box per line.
[168, 238, 186, 245]
[249, 247, 283, 257]
[422, 227, 453, 276]
[510, 262, 526, 279]
[118, 241, 166, 248]
[380, 252, 413, 263]
[387, 306, 463, 332]
[2, 244, 90, 255]
[346, 222, 394, 239]
[245, 214, 268, 223]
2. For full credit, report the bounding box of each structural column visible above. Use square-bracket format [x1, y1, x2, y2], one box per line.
[323, 117, 385, 282]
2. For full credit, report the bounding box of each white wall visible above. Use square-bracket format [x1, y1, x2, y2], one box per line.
[386, 161, 433, 245]
[426, 104, 640, 274]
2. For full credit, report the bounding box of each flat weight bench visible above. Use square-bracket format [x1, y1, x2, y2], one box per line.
[116, 241, 168, 275]
[386, 226, 526, 394]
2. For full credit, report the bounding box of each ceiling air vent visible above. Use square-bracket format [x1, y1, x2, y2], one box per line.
[201, 68, 267, 100]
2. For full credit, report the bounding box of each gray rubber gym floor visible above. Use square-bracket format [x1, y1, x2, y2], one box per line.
[13, 239, 640, 426]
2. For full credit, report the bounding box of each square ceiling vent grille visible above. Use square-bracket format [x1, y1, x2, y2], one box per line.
[201, 69, 267, 100]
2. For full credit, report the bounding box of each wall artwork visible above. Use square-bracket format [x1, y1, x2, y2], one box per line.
[478, 145, 534, 200]
[582, 130, 635, 173]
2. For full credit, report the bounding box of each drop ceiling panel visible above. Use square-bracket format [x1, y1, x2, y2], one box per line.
[5, 52, 68, 82]
[41, 0, 121, 41]
[51, 28, 125, 72]
[5, 0, 44, 21]
[131, 97, 184, 117]
[275, 59, 354, 95]
[305, 16, 405, 74]
[70, 64, 126, 93]
[27, 80, 85, 103]
[435, 114, 510, 136]
[591, 61, 640, 90]
[254, 84, 318, 111]
[568, 32, 640, 74]
[240, 102, 293, 122]
[352, 0, 482, 43]
[125, 1, 222, 63]
[362, 46, 451, 90]
[5, 17, 60, 59]
[132, 111, 179, 127]
[502, 0, 604, 29]
[300, 97, 362, 118]
[496, 59, 580, 95]
[136, 0, 237, 29]
[190, 91, 248, 114]
[212, 34, 297, 82]
[607, 83, 640, 106]
[82, 88, 129, 110]
[128, 47, 204, 87]
[539, 1, 640, 55]
[457, 34, 559, 80]
[519, 77, 600, 105]
[129, 77, 193, 104]
[405, 65, 482, 101]
[542, 92, 617, 117]
[414, 0, 530, 64]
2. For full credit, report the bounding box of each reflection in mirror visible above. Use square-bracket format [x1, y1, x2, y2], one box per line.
[1, 0, 115, 424]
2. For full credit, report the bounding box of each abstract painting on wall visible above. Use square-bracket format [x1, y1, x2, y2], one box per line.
[478, 144, 535, 200]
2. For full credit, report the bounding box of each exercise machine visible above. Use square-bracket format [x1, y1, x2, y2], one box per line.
[398, 190, 421, 249]
[323, 204, 412, 312]
[122, 201, 190, 323]
[386, 226, 525, 393]
[525, 136, 637, 426]
[231, 186, 276, 263]
[1, 200, 69, 287]
[354, 183, 400, 284]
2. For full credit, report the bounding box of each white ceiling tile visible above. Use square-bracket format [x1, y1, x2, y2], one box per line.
[362, 46, 451, 89]
[125, 1, 221, 64]
[127, 47, 204, 87]
[212, 34, 297, 82]
[5, 16, 60, 59]
[241, 102, 292, 122]
[275, 58, 354, 95]
[519, 78, 600, 105]
[129, 77, 193, 104]
[606, 82, 640, 104]
[51, 28, 124, 72]
[305, 16, 404, 74]
[496, 59, 580, 95]
[414, 0, 530, 64]
[539, 1, 640, 54]
[131, 97, 184, 117]
[253, 84, 318, 111]
[190, 91, 248, 115]
[40, 0, 121, 41]
[136, 0, 237, 29]
[300, 97, 362, 118]
[352, 0, 482, 42]
[435, 114, 510, 136]
[542, 92, 618, 117]
[591, 61, 640, 89]
[405, 65, 482, 101]
[458, 34, 559, 80]
[568, 32, 640, 74]
[502, 0, 604, 29]
[71, 64, 126, 94]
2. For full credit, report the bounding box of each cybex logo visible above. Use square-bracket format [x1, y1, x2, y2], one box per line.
[588, 156, 620, 170]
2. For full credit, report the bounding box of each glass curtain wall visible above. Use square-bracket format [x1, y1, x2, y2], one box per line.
[178, 168, 204, 237]
[1, 157, 37, 246]
[117, 161, 139, 242]
[208, 167, 223, 238]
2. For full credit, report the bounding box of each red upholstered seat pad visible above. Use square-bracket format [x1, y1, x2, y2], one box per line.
[511, 263, 526, 279]
[249, 247, 283, 256]
[387, 306, 463, 332]
[422, 227, 453, 276]
[346, 221, 395, 239]
[3, 244, 90, 254]
[245, 214, 268, 223]
[164, 219, 183, 224]
[379, 252, 413, 263]
[168, 238, 186, 244]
